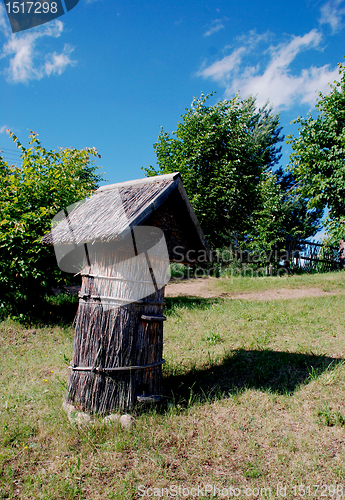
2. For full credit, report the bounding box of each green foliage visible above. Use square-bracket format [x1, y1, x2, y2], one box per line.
[247, 171, 287, 259]
[287, 61, 345, 240]
[0, 130, 102, 309]
[146, 92, 320, 260]
[276, 168, 323, 240]
[246, 169, 322, 266]
[145, 93, 284, 247]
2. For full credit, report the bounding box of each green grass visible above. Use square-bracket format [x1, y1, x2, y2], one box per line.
[212, 268, 345, 294]
[1, 272, 345, 499]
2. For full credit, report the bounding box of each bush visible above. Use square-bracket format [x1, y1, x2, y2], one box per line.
[0, 131, 103, 308]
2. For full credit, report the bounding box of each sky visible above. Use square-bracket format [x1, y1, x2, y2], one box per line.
[0, 0, 344, 189]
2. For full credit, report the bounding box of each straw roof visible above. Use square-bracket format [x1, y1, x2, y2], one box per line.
[42, 172, 211, 263]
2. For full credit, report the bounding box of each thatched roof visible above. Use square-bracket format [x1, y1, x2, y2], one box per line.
[42, 173, 211, 263]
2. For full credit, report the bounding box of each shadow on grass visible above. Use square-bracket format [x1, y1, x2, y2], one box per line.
[163, 349, 343, 404]
[165, 296, 220, 313]
[5, 294, 79, 327]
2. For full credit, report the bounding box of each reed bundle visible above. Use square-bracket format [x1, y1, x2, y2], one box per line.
[67, 239, 167, 414]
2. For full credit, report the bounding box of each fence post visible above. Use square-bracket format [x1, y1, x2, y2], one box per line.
[339, 239, 345, 269]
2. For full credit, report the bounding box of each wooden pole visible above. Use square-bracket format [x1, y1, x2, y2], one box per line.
[339, 239, 345, 269]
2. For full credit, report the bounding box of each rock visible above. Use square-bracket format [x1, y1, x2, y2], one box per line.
[62, 401, 94, 425]
[102, 414, 120, 425]
[103, 413, 135, 428]
[62, 402, 135, 429]
[74, 411, 93, 425]
[119, 414, 135, 429]
[62, 401, 75, 416]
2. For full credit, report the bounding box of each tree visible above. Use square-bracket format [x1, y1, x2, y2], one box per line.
[275, 168, 323, 240]
[287, 61, 345, 241]
[246, 169, 322, 269]
[0, 131, 103, 307]
[145, 93, 284, 248]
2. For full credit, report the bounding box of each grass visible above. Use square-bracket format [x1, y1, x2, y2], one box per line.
[1, 272, 345, 498]
[211, 268, 345, 294]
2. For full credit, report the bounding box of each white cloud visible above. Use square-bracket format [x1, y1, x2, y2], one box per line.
[0, 125, 8, 133]
[229, 63, 339, 109]
[0, 14, 76, 83]
[45, 44, 75, 76]
[319, 0, 345, 33]
[0, 4, 10, 36]
[204, 19, 225, 37]
[266, 30, 321, 71]
[198, 29, 340, 109]
[299, 65, 340, 104]
[235, 30, 271, 47]
[198, 47, 246, 82]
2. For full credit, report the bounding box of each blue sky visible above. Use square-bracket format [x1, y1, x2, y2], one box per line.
[0, 0, 344, 187]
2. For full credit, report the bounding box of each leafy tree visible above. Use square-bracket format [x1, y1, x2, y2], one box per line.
[247, 171, 288, 261]
[275, 168, 322, 240]
[0, 131, 102, 308]
[145, 93, 284, 247]
[287, 61, 345, 241]
[246, 169, 322, 269]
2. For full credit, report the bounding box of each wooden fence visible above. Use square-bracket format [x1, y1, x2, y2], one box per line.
[289, 240, 340, 272]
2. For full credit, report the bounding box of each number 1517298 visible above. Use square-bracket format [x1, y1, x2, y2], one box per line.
[5, 2, 58, 14]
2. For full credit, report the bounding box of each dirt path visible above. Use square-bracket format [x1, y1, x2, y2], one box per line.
[64, 278, 341, 301]
[165, 278, 340, 301]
